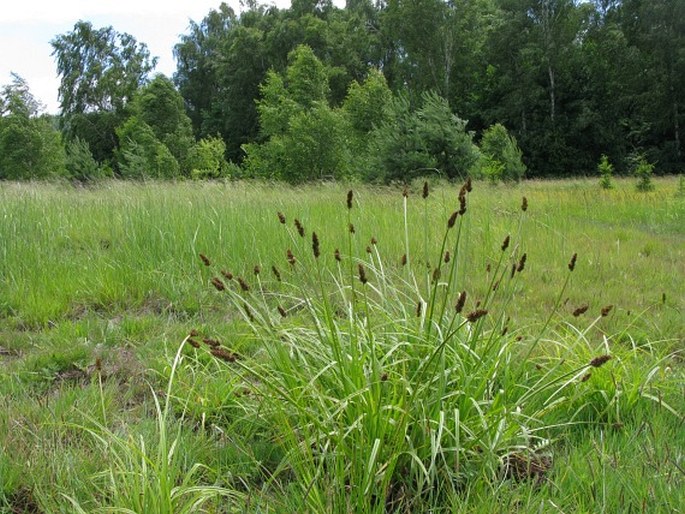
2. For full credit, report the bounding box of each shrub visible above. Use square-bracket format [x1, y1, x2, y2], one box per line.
[65, 137, 110, 181]
[188, 137, 230, 179]
[597, 154, 614, 189]
[115, 116, 179, 179]
[631, 153, 655, 192]
[479, 123, 526, 183]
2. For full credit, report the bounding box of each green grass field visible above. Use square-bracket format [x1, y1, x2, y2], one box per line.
[1, 177, 683, 513]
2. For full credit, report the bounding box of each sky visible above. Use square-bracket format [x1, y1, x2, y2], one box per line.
[0, 0, 294, 114]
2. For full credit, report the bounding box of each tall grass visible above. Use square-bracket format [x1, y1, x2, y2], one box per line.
[190, 180, 682, 512]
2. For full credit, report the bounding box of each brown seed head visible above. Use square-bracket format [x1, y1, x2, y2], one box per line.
[501, 235, 510, 252]
[458, 194, 467, 215]
[422, 181, 429, 199]
[253, 265, 261, 276]
[346, 190, 354, 209]
[432, 268, 441, 283]
[486, 263, 491, 273]
[312, 232, 320, 258]
[211, 347, 237, 363]
[444, 251, 450, 263]
[568, 253, 577, 272]
[203, 337, 221, 348]
[334, 248, 341, 262]
[517, 253, 527, 273]
[187, 338, 201, 349]
[287, 249, 296, 266]
[294, 218, 305, 237]
[370, 236, 377, 246]
[277, 212, 286, 224]
[447, 211, 459, 229]
[400, 253, 407, 266]
[572, 304, 589, 317]
[237, 277, 250, 292]
[511, 262, 517, 278]
[521, 197, 528, 212]
[455, 291, 467, 313]
[243, 302, 255, 322]
[465, 177, 473, 192]
[271, 265, 281, 281]
[211, 277, 226, 291]
[492, 279, 501, 292]
[416, 301, 422, 317]
[221, 270, 233, 281]
[601, 305, 613, 317]
[589, 355, 612, 368]
[358, 263, 368, 284]
[189, 329, 199, 337]
[501, 326, 509, 336]
[380, 372, 388, 382]
[580, 372, 592, 382]
[277, 305, 287, 318]
[402, 185, 409, 198]
[466, 309, 488, 323]
[364, 245, 371, 254]
[349, 223, 355, 234]
[199, 253, 211, 266]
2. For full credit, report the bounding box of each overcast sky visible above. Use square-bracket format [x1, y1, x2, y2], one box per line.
[0, 0, 295, 114]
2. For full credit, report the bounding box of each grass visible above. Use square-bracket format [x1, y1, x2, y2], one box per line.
[0, 177, 683, 512]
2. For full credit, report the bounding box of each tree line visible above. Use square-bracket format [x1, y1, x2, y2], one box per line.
[1, 0, 683, 182]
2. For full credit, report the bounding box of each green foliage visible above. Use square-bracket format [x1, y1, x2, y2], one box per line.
[479, 123, 526, 183]
[130, 75, 195, 174]
[51, 21, 157, 115]
[188, 137, 230, 179]
[0, 75, 66, 180]
[367, 92, 479, 182]
[244, 45, 352, 182]
[115, 117, 179, 179]
[632, 153, 655, 192]
[598, 153, 614, 189]
[65, 137, 110, 181]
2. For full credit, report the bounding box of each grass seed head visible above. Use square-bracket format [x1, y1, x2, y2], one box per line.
[211, 277, 226, 291]
[312, 231, 320, 258]
[432, 268, 441, 283]
[590, 354, 612, 368]
[521, 196, 528, 212]
[334, 248, 341, 262]
[199, 253, 211, 266]
[294, 218, 305, 237]
[422, 181, 429, 199]
[501, 235, 510, 252]
[400, 253, 407, 266]
[573, 304, 589, 317]
[243, 302, 255, 322]
[403, 185, 409, 198]
[349, 223, 355, 234]
[458, 194, 467, 215]
[346, 190, 353, 209]
[277, 305, 287, 317]
[465, 177, 473, 192]
[271, 265, 282, 281]
[221, 270, 233, 280]
[581, 372, 592, 382]
[237, 277, 250, 292]
[447, 211, 458, 229]
[358, 263, 368, 284]
[444, 251, 450, 263]
[366, 245, 372, 254]
[189, 329, 199, 337]
[517, 253, 527, 272]
[277, 211, 286, 224]
[253, 265, 261, 275]
[416, 301, 422, 317]
[455, 291, 467, 313]
[466, 309, 488, 323]
[601, 305, 613, 317]
[568, 253, 577, 272]
[203, 337, 220, 348]
[371, 236, 377, 246]
[211, 347, 237, 363]
[187, 338, 201, 349]
[286, 249, 296, 266]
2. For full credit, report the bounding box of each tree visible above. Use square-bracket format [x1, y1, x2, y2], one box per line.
[129, 75, 195, 173]
[0, 75, 66, 179]
[367, 92, 479, 182]
[51, 21, 157, 165]
[115, 117, 179, 179]
[479, 123, 526, 182]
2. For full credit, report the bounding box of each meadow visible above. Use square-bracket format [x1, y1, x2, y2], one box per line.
[0, 177, 683, 513]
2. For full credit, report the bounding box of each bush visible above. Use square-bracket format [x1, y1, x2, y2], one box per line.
[479, 123, 526, 183]
[188, 137, 230, 179]
[631, 153, 655, 192]
[65, 137, 110, 181]
[597, 154, 614, 189]
[0, 114, 66, 179]
[115, 116, 179, 179]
